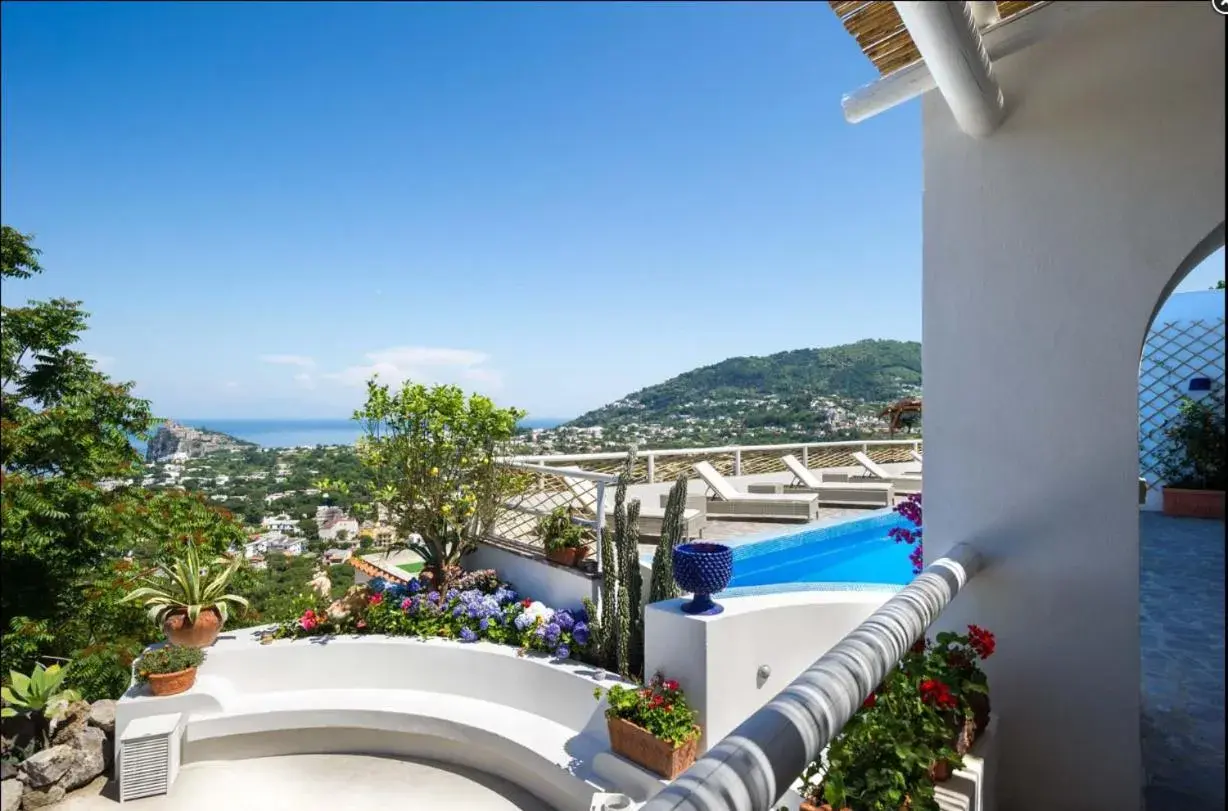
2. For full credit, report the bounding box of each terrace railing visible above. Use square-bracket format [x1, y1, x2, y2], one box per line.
[641, 542, 983, 811]
[503, 438, 923, 485]
[487, 461, 619, 572]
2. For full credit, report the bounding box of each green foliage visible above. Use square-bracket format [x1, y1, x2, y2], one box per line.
[648, 475, 687, 603]
[1, 662, 82, 750]
[135, 645, 205, 680]
[594, 673, 699, 747]
[1, 226, 162, 691]
[535, 507, 586, 552]
[1214, 279, 1225, 290]
[1158, 386, 1226, 490]
[623, 500, 643, 679]
[353, 379, 525, 587]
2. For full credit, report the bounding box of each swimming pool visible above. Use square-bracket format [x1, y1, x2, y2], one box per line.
[727, 511, 914, 589]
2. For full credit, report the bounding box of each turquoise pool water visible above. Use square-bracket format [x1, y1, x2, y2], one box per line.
[727, 512, 914, 589]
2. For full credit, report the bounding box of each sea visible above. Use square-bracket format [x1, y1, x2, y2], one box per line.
[133, 417, 567, 453]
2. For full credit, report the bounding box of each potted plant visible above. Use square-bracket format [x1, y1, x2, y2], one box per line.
[536, 506, 588, 567]
[594, 673, 701, 780]
[1, 663, 82, 751]
[1157, 389, 1226, 518]
[136, 645, 206, 697]
[672, 542, 733, 615]
[801, 667, 957, 811]
[121, 540, 249, 648]
[901, 625, 996, 746]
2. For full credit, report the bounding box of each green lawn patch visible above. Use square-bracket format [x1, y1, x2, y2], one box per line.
[397, 561, 424, 575]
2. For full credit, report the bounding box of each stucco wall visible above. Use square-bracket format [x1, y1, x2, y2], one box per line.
[643, 589, 891, 750]
[465, 541, 599, 611]
[919, 4, 1224, 810]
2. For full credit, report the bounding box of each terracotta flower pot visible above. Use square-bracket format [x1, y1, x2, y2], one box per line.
[572, 546, 591, 567]
[1161, 487, 1225, 519]
[546, 548, 576, 566]
[162, 608, 223, 649]
[607, 716, 698, 780]
[146, 667, 197, 697]
[929, 758, 954, 782]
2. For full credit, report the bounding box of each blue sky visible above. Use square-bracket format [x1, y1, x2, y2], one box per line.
[2, 2, 1223, 420]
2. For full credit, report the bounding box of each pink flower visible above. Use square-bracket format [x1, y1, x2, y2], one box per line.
[368, 593, 383, 606]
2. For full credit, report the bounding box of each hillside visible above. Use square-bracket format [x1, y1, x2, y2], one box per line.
[539, 339, 921, 451]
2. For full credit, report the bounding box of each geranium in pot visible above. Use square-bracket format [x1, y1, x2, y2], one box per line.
[1157, 389, 1226, 519]
[594, 673, 700, 779]
[536, 506, 588, 567]
[902, 624, 996, 751]
[122, 540, 249, 648]
[136, 645, 206, 697]
[799, 666, 964, 811]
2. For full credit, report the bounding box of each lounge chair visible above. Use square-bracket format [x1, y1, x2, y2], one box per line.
[908, 449, 924, 465]
[672, 461, 819, 523]
[823, 451, 922, 494]
[561, 472, 707, 540]
[744, 454, 894, 508]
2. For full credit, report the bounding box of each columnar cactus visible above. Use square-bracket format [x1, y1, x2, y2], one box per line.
[599, 464, 626, 669]
[648, 474, 688, 603]
[624, 499, 643, 679]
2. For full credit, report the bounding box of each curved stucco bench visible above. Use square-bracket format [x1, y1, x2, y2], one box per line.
[115, 627, 636, 810]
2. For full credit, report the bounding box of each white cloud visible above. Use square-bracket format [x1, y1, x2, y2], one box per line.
[260, 354, 316, 368]
[87, 353, 116, 371]
[293, 372, 316, 390]
[323, 346, 501, 390]
[223, 380, 240, 389]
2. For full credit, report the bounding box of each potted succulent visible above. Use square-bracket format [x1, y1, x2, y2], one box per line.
[1157, 390, 1225, 518]
[594, 673, 701, 780]
[136, 645, 206, 697]
[121, 540, 249, 648]
[536, 506, 588, 567]
[672, 542, 733, 615]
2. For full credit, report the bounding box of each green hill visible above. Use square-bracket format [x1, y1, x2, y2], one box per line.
[567, 339, 921, 440]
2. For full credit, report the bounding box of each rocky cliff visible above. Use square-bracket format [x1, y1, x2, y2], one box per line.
[145, 421, 254, 462]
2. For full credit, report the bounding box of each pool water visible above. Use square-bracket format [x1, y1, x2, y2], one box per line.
[727, 512, 914, 589]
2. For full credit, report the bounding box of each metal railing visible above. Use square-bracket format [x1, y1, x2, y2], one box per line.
[488, 461, 618, 572]
[642, 542, 983, 811]
[503, 438, 923, 485]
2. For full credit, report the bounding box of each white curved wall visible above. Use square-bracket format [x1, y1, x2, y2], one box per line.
[919, 3, 1225, 809]
[116, 629, 632, 810]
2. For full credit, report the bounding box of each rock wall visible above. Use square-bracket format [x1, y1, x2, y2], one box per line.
[145, 421, 252, 462]
[1, 699, 115, 810]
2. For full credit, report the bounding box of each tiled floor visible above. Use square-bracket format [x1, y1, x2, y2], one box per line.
[1139, 512, 1225, 811]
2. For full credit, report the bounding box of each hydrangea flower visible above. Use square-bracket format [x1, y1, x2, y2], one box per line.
[542, 623, 561, 644]
[479, 617, 490, 631]
[515, 612, 538, 632]
[574, 606, 588, 624]
[493, 586, 517, 605]
[553, 610, 575, 632]
[407, 578, 423, 594]
[554, 645, 570, 660]
[368, 577, 388, 593]
[460, 628, 478, 643]
[572, 622, 590, 646]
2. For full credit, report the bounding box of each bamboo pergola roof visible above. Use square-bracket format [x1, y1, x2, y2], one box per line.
[829, 1, 1042, 76]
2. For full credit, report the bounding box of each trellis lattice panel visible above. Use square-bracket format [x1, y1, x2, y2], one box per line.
[488, 469, 601, 555]
[1138, 317, 1226, 485]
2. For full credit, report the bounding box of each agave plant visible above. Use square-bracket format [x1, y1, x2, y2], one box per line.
[121, 540, 249, 626]
[1, 663, 82, 749]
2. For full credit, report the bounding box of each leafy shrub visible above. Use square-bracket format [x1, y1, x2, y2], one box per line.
[1158, 389, 1226, 490]
[595, 673, 699, 747]
[1, 662, 83, 750]
[135, 645, 205, 681]
[536, 507, 586, 553]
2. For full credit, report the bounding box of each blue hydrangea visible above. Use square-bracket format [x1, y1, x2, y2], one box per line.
[459, 628, 478, 643]
[553, 610, 575, 632]
[407, 578, 423, 594]
[514, 612, 536, 632]
[479, 617, 490, 631]
[368, 577, 388, 593]
[427, 591, 440, 603]
[572, 623, 589, 646]
[445, 588, 459, 602]
[493, 586, 518, 605]
[543, 623, 561, 644]
[452, 605, 465, 618]
[574, 606, 589, 624]
[554, 645, 570, 660]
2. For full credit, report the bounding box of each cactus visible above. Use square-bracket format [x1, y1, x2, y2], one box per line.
[600, 461, 627, 669]
[649, 474, 688, 603]
[624, 499, 644, 679]
[582, 597, 602, 661]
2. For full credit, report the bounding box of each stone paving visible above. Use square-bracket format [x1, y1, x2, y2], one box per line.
[1139, 512, 1225, 811]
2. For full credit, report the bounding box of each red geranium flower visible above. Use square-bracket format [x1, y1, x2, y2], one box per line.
[368, 593, 383, 606]
[919, 679, 958, 710]
[862, 692, 877, 709]
[664, 679, 679, 692]
[522, 598, 533, 608]
[967, 625, 996, 659]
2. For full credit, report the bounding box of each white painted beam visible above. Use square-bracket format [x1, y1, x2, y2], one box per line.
[841, 2, 1111, 126]
[893, 2, 1003, 137]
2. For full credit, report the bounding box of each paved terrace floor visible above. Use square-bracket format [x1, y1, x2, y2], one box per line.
[1140, 513, 1225, 811]
[60, 754, 546, 810]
